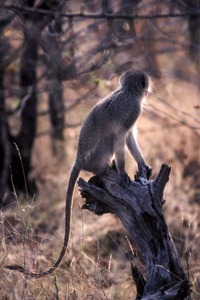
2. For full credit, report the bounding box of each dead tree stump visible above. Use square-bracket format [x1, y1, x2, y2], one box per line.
[78, 164, 191, 300]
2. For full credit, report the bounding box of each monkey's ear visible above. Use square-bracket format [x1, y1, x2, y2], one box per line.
[119, 73, 125, 87]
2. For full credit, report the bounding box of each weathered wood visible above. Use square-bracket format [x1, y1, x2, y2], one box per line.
[78, 164, 191, 299]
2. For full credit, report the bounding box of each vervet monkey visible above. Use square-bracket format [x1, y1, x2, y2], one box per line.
[5, 70, 152, 277]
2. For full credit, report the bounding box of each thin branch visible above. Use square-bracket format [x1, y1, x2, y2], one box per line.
[148, 103, 200, 134]
[36, 122, 82, 138]
[17, 86, 33, 116]
[13, 142, 28, 200]
[38, 89, 95, 116]
[154, 93, 200, 125]
[1, 5, 200, 20]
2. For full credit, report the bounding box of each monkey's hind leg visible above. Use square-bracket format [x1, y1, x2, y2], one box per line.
[113, 135, 131, 187]
[85, 139, 113, 175]
[110, 159, 131, 187]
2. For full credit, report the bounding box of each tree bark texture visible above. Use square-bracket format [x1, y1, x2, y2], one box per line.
[78, 164, 191, 299]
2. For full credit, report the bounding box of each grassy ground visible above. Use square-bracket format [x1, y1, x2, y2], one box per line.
[1, 75, 200, 299]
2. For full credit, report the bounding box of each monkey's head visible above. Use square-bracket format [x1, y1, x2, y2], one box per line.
[120, 71, 150, 96]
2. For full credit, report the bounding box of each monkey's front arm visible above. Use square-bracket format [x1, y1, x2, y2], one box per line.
[126, 131, 152, 179]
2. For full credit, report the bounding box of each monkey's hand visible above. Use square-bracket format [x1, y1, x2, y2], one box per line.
[136, 162, 152, 182]
[120, 171, 131, 187]
[145, 164, 152, 180]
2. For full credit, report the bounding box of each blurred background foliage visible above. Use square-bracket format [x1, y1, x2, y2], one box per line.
[0, 0, 200, 299]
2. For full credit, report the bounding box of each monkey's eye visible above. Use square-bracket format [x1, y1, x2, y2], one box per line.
[145, 91, 148, 97]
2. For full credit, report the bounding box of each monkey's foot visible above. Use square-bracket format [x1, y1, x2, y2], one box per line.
[135, 163, 152, 182]
[146, 164, 152, 179]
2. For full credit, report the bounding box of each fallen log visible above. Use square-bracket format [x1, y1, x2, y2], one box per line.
[78, 164, 191, 300]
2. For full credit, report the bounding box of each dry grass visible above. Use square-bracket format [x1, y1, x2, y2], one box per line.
[1, 76, 200, 299]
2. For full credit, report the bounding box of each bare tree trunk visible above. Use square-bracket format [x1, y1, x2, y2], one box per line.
[0, 16, 13, 206]
[0, 65, 11, 205]
[45, 21, 65, 155]
[78, 164, 191, 299]
[11, 21, 39, 196]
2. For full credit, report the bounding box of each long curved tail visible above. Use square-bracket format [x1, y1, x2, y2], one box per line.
[4, 163, 80, 278]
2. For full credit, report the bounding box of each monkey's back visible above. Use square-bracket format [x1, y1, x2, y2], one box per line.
[78, 90, 125, 149]
[77, 88, 142, 170]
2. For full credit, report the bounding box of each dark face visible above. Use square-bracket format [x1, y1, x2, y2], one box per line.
[141, 73, 148, 89]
